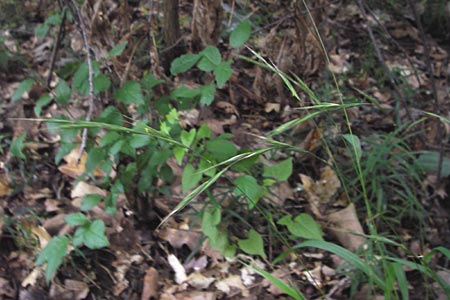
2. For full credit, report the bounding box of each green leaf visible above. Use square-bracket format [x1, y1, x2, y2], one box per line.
[342, 134, 362, 161]
[108, 41, 128, 56]
[181, 129, 196, 147]
[182, 163, 203, 193]
[213, 60, 232, 88]
[233, 175, 265, 209]
[173, 146, 186, 165]
[171, 85, 201, 99]
[93, 74, 111, 94]
[114, 80, 145, 105]
[86, 147, 106, 173]
[73, 220, 109, 249]
[205, 138, 237, 161]
[129, 134, 152, 148]
[198, 46, 221, 71]
[263, 158, 293, 181]
[142, 73, 164, 89]
[196, 124, 211, 140]
[170, 53, 200, 75]
[12, 79, 34, 101]
[230, 20, 251, 48]
[64, 213, 88, 226]
[10, 134, 27, 159]
[278, 213, 323, 240]
[201, 207, 221, 237]
[238, 229, 266, 258]
[36, 236, 69, 284]
[208, 229, 229, 252]
[35, 24, 49, 37]
[34, 94, 52, 116]
[200, 83, 215, 105]
[417, 152, 450, 177]
[80, 194, 102, 211]
[55, 80, 71, 104]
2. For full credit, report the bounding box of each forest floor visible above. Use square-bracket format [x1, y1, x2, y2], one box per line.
[0, 1, 450, 299]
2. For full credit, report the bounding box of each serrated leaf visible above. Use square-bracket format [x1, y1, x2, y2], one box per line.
[171, 85, 201, 99]
[73, 220, 109, 249]
[93, 74, 111, 94]
[205, 138, 237, 161]
[129, 134, 152, 148]
[181, 128, 196, 147]
[142, 73, 165, 89]
[417, 152, 450, 177]
[114, 80, 145, 105]
[80, 194, 102, 211]
[34, 94, 52, 116]
[86, 147, 106, 173]
[263, 158, 293, 181]
[343, 134, 362, 161]
[36, 236, 69, 284]
[55, 80, 71, 104]
[213, 61, 232, 88]
[10, 134, 26, 159]
[12, 79, 35, 101]
[200, 83, 215, 105]
[233, 175, 265, 209]
[198, 46, 221, 71]
[238, 229, 266, 258]
[170, 53, 200, 75]
[182, 164, 203, 193]
[230, 20, 251, 48]
[108, 41, 128, 56]
[64, 213, 88, 226]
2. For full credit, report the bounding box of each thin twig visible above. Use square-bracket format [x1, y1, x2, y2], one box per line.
[47, 7, 67, 88]
[406, 0, 445, 183]
[65, 0, 95, 163]
[356, 0, 412, 122]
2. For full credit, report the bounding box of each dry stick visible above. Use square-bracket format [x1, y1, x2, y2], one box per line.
[407, 0, 445, 183]
[65, 0, 95, 163]
[356, 0, 413, 122]
[47, 8, 67, 88]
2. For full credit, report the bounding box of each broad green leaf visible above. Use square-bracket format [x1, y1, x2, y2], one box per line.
[129, 134, 152, 148]
[201, 207, 221, 237]
[213, 60, 232, 88]
[114, 80, 145, 105]
[73, 220, 109, 249]
[55, 80, 71, 104]
[171, 85, 201, 99]
[231, 152, 259, 172]
[80, 194, 102, 211]
[200, 83, 215, 105]
[198, 158, 216, 177]
[198, 46, 221, 71]
[35, 24, 49, 37]
[205, 138, 237, 161]
[182, 163, 203, 193]
[238, 229, 266, 258]
[36, 236, 69, 284]
[173, 146, 186, 165]
[12, 79, 34, 101]
[108, 41, 128, 56]
[263, 158, 293, 181]
[10, 134, 26, 159]
[170, 53, 200, 75]
[417, 152, 450, 177]
[100, 131, 121, 147]
[93, 74, 111, 94]
[208, 229, 229, 252]
[34, 94, 52, 116]
[72, 61, 100, 95]
[142, 73, 164, 89]
[181, 129, 196, 147]
[86, 147, 106, 173]
[233, 175, 265, 209]
[342, 134, 362, 161]
[230, 20, 251, 48]
[64, 212, 88, 226]
[278, 213, 323, 240]
[196, 124, 211, 140]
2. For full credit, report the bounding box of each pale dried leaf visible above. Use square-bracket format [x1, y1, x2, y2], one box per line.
[142, 267, 159, 300]
[158, 227, 202, 250]
[58, 146, 105, 178]
[187, 272, 215, 289]
[215, 275, 245, 295]
[71, 181, 107, 199]
[326, 203, 366, 252]
[168, 254, 187, 284]
[264, 103, 280, 113]
[64, 279, 89, 300]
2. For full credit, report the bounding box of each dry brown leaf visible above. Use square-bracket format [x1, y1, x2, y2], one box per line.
[215, 275, 245, 295]
[64, 279, 89, 300]
[187, 272, 215, 289]
[328, 53, 351, 74]
[326, 203, 366, 252]
[71, 181, 107, 200]
[141, 267, 159, 300]
[264, 103, 281, 113]
[58, 146, 105, 178]
[158, 226, 202, 250]
[0, 174, 12, 197]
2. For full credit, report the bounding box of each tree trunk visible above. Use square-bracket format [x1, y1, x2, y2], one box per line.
[162, 0, 181, 71]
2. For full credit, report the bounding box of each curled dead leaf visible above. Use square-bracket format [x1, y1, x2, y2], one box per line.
[142, 267, 159, 300]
